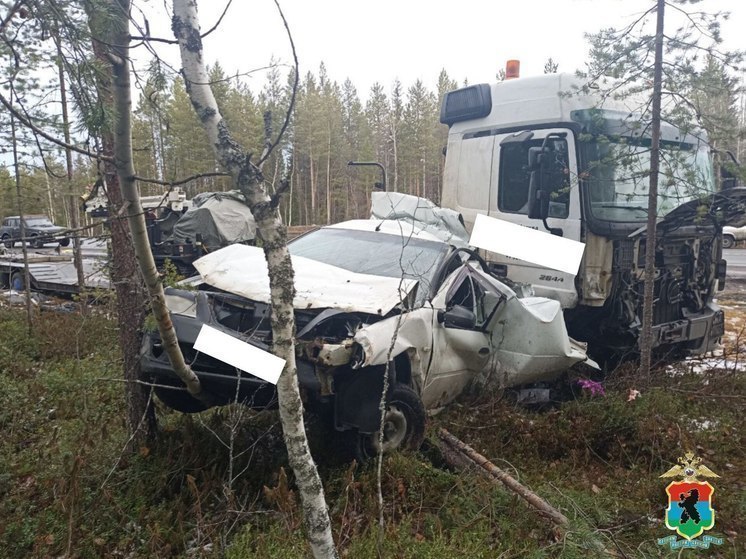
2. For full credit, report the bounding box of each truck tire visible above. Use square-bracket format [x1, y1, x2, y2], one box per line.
[354, 384, 426, 462]
[31, 235, 43, 249]
[59, 238, 70, 247]
[154, 385, 209, 414]
[722, 234, 735, 249]
[2, 235, 12, 249]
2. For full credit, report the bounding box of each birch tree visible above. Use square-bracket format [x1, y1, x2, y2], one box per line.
[170, 2, 337, 557]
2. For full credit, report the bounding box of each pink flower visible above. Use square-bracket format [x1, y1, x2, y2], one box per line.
[576, 379, 605, 397]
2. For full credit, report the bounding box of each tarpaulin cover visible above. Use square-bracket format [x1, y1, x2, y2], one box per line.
[168, 191, 256, 249]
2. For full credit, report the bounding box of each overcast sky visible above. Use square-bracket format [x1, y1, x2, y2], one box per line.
[137, 0, 745, 98]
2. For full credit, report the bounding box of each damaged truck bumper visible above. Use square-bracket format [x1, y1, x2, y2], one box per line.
[652, 302, 724, 354]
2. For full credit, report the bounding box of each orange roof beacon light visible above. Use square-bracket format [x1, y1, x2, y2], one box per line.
[505, 59, 520, 80]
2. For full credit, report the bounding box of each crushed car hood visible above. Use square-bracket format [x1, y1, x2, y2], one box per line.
[194, 244, 416, 316]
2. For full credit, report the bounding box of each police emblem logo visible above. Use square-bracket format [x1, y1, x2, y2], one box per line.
[658, 452, 724, 550]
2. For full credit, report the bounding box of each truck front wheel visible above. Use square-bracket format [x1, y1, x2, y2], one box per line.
[723, 234, 736, 249]
[2, 235, 13, 249]
[355, 384, 426, 461]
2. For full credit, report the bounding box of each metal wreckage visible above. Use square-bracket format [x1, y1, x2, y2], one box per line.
[141, 192, 597, 459]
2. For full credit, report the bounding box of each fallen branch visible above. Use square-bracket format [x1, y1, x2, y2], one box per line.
[438, 428, 569, 528]
[439, 428, 619, 556]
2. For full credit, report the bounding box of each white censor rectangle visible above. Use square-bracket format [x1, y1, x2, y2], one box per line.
[470, 214, 585, 276]
[194, 325, 285, 385]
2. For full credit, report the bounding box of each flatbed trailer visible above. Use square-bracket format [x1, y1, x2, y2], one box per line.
[0, 252, 110, 295]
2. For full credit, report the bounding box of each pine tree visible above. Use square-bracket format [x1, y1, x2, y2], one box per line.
[365, 82, 392, 198]
[164, 78, 224, 191]
[692, 55, 742, 185]
[341, 78, 371, 218]
[401, 79, 436, 198]
[389, 79, 405, 193]
[583, 0, 745, 375]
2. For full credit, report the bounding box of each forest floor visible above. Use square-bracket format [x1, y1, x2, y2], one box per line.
[0, 287, 743, 558]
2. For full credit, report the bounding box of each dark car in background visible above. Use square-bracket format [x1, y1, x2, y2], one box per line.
[1, 215, 70, 248]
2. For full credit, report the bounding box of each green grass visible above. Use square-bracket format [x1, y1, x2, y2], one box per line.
[0, 304, 743, 557]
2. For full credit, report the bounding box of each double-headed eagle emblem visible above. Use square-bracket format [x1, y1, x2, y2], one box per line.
[660, 452, 720, 482]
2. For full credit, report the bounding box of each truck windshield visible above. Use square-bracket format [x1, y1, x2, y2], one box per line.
[581, 138, 715, 223]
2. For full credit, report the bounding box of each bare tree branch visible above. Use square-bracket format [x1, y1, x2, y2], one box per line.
[130, 0, 234, 44]
[257, 0, 298, 168]
[133, 171, 231, 187]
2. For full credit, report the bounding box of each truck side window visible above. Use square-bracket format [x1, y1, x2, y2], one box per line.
[498, 138, 570, 218]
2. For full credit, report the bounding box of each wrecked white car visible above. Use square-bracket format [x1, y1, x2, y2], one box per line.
[141, 194, 594, 459]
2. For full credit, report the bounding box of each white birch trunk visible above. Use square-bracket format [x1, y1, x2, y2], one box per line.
[171, 2, 337, 557]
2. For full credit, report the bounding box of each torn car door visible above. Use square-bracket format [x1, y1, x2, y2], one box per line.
[423, 265, 503, 409]
[476, 268, 593, 387]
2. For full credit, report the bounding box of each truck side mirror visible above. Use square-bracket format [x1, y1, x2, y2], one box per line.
[528, 188, 550, 220]
[526, 146, 549, 220]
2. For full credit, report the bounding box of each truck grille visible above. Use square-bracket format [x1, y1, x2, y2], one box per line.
[652, 278, 683, 325]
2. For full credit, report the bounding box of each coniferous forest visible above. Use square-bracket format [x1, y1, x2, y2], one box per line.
[130, 63, 458, 226]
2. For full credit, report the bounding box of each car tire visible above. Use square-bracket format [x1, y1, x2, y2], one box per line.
[354, 384, 426, 462]
[2, 235, 13, 249]
[723, 234, 735, 249]
[59, 238, 70, 247]
[31, 235, 43, 249]
[154, 385, 209, 414]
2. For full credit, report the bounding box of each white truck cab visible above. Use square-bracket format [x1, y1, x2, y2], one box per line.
[440, 72, 735, 357]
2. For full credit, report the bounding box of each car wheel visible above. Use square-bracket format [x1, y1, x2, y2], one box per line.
[355, 384, 426, 462]
[59, 238, 70, 247]
[2, 235, 13, 249]
[31, 235, 43, 249]
[154, 385, 209, 413]
[722, 234, 735, 249]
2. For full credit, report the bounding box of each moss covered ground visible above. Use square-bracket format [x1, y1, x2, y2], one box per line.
[0, 294, 743, 558]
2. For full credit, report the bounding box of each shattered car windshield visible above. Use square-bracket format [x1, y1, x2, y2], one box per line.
[289, 227, 448, 287]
